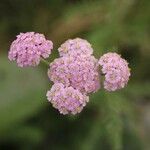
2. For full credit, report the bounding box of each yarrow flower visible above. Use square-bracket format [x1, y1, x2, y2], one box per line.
[48, 54, 100, 94]
[8, 32, 53, 67]
[47, 38, 100, 115]
[58, 38, 93, 57]
[46, 83, 89, 115]
[98, 52, 131, 91]
[8, 32, 131, 115]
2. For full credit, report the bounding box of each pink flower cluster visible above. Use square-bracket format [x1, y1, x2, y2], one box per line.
[98, 52, 131, 91]
[46, 83, 89, 115]
[47, 38, 100, 114]
[58, 38, 93, 57]
[8, 32, 53, 67]
[8, 32, 131, 115]
[48, 54, 100, 94]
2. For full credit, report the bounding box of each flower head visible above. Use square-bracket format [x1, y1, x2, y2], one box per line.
[48, 54, 100, 94]
[58, 38, 93, 57]
[46, 83, 89, 115]
[98, 52, 131, 91]
[8, 32, 53, 67]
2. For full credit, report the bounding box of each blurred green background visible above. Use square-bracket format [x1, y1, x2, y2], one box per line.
[0, 0, 150, 150]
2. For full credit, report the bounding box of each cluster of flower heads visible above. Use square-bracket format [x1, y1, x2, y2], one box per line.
[98, 53, 131, 91]
[8, 32, 53, 67]
[8, 32, 131, 115]
[47, 38, 100, 114]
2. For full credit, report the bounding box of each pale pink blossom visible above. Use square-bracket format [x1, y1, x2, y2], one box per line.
[8, 32, 53, 67]
[58, 38, 93, 57]
[48, 54, 100, 94]
[46, 83, 89, 115]
[98, 52, 130, 91]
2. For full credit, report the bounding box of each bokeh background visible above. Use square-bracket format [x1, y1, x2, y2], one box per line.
[0, 0, 150, 150]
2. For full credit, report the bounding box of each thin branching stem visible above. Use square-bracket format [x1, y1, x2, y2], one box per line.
[41, 58, 50, 66]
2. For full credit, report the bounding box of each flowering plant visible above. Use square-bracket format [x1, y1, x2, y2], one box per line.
[8, 32, 131, 115]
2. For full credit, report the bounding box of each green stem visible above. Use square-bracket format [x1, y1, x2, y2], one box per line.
[41, 58, 50, 66]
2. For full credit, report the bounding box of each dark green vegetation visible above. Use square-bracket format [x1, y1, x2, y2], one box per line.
[0, 0, 150, 150]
